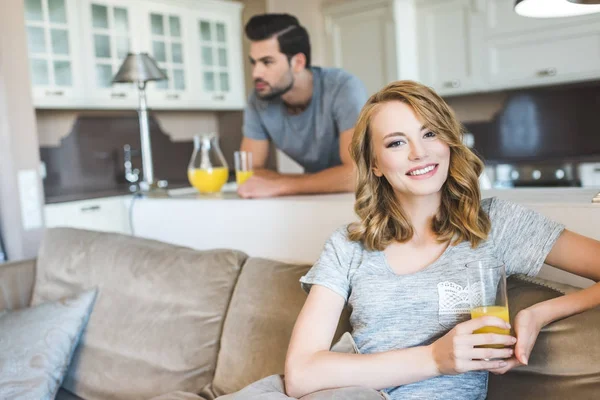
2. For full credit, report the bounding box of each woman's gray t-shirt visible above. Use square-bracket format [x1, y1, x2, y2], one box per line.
[299, 197, 565, 400]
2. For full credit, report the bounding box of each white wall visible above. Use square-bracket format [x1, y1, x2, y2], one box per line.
[266, 0, 329, 67]
[0, 0, 45, 260]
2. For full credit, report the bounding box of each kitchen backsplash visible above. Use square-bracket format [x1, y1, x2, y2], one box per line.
[36, 110, 220, 147]
[38, 109, 279, 202]
[37, 81, 600, 202]
[463, 81, 600, 164]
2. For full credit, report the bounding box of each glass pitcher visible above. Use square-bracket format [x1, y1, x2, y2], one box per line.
[188, 132, 229, 194]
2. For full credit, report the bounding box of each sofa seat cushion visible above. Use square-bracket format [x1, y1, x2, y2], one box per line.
[32, 228, 247, 400]
[215, 335, 384, 399]
[488, 274, 600, 400]
[149, 391, 210, 400]
[207, 257, 351, 397]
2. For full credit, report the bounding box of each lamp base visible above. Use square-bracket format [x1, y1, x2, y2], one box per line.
[136, 180, 170, 198]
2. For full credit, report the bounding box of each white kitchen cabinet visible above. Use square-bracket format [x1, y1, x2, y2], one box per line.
[80, 0, 138, 108]
[190, 8, 245, 109]
[25, 0, 245, 110]
[416, 0, 484, 96]
[44, 196, 132, 235]
[485, 23, 600, 90]
[138, 2, 195, 109]
[23, 0, 85, 108]
[323, 0, 419, 96]
[482, 0, 600, 91]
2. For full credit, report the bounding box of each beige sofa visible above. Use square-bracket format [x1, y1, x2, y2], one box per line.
[0, 228, 599, 400]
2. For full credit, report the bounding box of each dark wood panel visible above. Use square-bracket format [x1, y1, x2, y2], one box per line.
[464, 82, 600, 164]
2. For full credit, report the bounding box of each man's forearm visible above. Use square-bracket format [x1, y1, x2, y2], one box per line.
[275, 164, 355, 195]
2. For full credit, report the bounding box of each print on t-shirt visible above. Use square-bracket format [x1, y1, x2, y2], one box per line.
[437, 281, 473, 330]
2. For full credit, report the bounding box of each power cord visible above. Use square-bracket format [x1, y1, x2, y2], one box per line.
[128, 192, 143, 236]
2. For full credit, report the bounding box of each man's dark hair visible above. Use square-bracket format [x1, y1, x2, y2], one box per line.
[245, 13, 311, 68]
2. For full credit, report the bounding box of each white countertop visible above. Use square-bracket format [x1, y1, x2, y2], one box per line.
[166, 185, 600, 206]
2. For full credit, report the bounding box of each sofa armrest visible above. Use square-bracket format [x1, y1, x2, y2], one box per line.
[488, 274, 600, 400]
[0, 258, 36, 312]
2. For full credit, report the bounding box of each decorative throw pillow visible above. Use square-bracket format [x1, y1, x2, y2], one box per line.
[0, 289, 97, 400]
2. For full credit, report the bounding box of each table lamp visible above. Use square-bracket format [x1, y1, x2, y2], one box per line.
[112, 53, 168, 196]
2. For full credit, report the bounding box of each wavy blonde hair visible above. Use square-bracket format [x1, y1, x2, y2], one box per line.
[348, 80, 491, 251]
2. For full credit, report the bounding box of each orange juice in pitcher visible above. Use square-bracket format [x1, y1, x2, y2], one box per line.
[188, 133, 229, 194]
[188, 168, 229, 193]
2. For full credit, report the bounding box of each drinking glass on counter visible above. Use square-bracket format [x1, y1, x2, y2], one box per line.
[234, 151, 253, 186]
[188, 133, 229, 194]
[467, 259, 510, 349]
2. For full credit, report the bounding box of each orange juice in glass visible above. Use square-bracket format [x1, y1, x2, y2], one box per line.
[467, 259, 510, 349]
[234, 151, 253, 186]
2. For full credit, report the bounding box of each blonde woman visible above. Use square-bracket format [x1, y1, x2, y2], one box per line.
[285, 81, 600, 399]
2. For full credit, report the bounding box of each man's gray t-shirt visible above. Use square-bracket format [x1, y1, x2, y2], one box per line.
[300, 197, 565, 400]
[243, 67, 368, 173]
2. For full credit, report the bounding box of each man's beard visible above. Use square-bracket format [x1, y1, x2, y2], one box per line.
[255, 70, 294, 100]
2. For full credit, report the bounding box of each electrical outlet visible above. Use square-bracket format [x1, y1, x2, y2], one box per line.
[17, 169, 43, 230]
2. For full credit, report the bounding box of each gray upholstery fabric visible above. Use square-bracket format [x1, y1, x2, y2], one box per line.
[149, 391, 209, 400]
[208, 257, 351, 398]
[56, 388, 85, 400]
[0, 258, 36, 312]
[215, 375, 386, 400]
[488, 275, 600, 399]
[31, 228, 247, 400]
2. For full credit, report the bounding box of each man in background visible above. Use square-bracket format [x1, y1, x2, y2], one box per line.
[238, 13, 368, 198]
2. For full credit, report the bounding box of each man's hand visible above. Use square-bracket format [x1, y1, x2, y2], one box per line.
[487, 308, 543, 375]
[237, 170, 289, 198]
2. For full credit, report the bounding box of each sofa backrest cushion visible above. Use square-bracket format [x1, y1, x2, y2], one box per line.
[488, 275, 600, 400]
[209, 257, 351, 396]
[31, 228, 247, 400]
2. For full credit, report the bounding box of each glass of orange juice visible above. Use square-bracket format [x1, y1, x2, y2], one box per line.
[466, 259, 510, 349]
[234, 151, 253, 186]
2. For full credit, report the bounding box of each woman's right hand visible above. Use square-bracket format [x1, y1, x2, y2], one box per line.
[430, 316, 517, 375]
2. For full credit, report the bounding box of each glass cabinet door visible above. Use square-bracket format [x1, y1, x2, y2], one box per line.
[196, 18, 232, 101]
[142, 6, 194, 107]
[24, 0, 83, 106]
[149, 13, 185, 91]
[83, 0, 136, 105]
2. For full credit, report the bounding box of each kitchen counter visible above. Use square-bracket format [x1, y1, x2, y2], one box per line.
[44, 182, 191, 204]
[165, 186, 600, 206]
[131, 187, 600, 288]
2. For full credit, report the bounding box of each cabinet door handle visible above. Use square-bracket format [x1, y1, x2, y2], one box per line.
[166, 93, 180, 100]
[111, 92, 127, 98]
[212, 93, 225, 101]
[45, 90, 65, 96]
[536, 68, 557, 77]
[81, 205, 101, 212]
[443, 80, 461, 89]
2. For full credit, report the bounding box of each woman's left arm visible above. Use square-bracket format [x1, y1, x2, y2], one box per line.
[489, 229, 600, 373]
